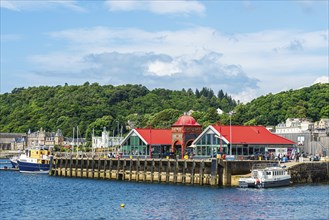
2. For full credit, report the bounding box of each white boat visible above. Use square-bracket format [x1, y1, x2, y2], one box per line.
[239, 163, 291, 188]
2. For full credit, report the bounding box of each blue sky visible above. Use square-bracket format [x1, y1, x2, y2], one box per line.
[1, 0, 328, 103]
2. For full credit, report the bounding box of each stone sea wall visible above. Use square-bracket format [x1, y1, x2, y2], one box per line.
[289, 162, 329, 184]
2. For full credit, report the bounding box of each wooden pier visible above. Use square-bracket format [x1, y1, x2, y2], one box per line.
[49, 156, 235, 186]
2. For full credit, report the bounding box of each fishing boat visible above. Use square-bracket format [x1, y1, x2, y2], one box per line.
[17, 147, 51, 173]
[239, 163, 291, 188]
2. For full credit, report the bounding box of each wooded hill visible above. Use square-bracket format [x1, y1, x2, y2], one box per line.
[0, 83, 237, 138]
[0, 82, 328, 139]
[233, 83, 329, 126]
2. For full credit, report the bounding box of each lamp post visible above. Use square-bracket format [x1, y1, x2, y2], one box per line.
[229, 111, 234, 155]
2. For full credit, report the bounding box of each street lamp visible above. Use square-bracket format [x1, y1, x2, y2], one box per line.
[229, 111, 235, 155]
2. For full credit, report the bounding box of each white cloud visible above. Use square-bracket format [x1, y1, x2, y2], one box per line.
[28, 26, 328, 102]
[147, 60, 181, 77]
[105, 0, 205, 15]
[313, 76, 329, 84]
[0, 0, 86, 12]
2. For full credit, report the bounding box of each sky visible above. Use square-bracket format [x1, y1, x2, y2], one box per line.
[1, 0, 328, 103]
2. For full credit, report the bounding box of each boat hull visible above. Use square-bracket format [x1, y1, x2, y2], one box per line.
[258, 178, 291, 188]
[18, 161, 50, 174]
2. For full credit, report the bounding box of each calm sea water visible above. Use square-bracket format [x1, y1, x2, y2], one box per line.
[0, 159, 328, 220]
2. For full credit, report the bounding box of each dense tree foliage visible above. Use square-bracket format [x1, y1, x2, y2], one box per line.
[233, 83, 329, 126]
[1, 83, 327, 139]
[0, 83, 236, 138]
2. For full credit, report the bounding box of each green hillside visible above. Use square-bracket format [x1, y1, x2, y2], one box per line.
[233, 83, 329, 126]
[1, 82, 327, 139]
[0, 83, 236, 138]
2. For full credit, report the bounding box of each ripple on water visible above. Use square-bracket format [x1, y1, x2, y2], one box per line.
[0, 162, 328, 220]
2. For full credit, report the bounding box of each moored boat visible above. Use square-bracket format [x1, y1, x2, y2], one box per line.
[239, 163, 291, 188]
[17, 147, 51, 174]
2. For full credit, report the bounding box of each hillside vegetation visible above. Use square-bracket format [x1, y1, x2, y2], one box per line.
[1, 82, 328, 139]
[0, 82, 236, 138]
[233, 83, 329, 126]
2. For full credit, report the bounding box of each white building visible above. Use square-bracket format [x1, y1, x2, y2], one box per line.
[216, 108, 224, 115]
[275, 118, 313, 134]
[92, 127, 124, 149]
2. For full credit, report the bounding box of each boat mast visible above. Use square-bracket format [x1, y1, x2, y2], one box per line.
[77, 126, 79, 156]
[72, 127, 75, 154]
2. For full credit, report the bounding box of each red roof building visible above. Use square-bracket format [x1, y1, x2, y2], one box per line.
[191, 125, 295, 159]
[211, 125, 295, 145]
[120, 118, 296, 159]
[120, 128, 172, 158]
[134, 128, 172, 145]
[172, 115, 202, 159]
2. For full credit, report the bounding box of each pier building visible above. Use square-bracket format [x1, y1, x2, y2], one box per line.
[119, 115, 295, 160]
[120, 128, 172, 158]
[191, 125, 295, 159]
[120, 115, 203, 159]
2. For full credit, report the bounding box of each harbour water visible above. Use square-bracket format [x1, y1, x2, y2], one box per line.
[1, 159, 328, 220]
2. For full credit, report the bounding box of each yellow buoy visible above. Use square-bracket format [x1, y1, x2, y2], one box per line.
[120, 204, 125, 208]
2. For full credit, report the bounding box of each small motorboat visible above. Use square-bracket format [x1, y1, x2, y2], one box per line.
[239, 163, 291, 188]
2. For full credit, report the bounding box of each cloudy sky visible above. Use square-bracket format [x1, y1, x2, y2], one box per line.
[1, 0, 328, 102]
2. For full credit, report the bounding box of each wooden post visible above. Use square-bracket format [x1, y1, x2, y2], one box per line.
[69, 156, 73, 177]
[109, 158, 113, 179]
[143, 159, 147, 181]
[199, 160, 204, 185]
[210, 158, 218, 186]
[87, 158, 90, 178]
[122, 159, 126, 181]
[74, 158, 78, 177]
[129, 158, 132, 181]
[97, 158, 101, 179]
[166, 160, 170, 183]
[150, 159, 154, 182]
[182, 159, 187, 184]
[63, 157, 68, 176]
[91, 158, 95, 178]
[218, 164, 223, 186]
[158, 159, 162, 182]
[191, 160, 195, 184]
[54, 157, 58, 176]
[174, 159, 178, 183]
[103, 158, 107, 179]
[116, 158, 120, 180]
[136, 158, 140, 181]
[49, 155, 54, 176]
[80, 158, 84, 178]
[223, 161, 232, 186]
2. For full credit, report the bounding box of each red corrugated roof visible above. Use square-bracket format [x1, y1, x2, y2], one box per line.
[212, 125, 295, 145]
[135, 128, 172, 145]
